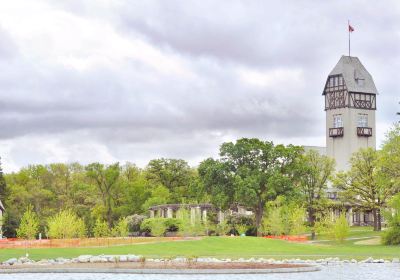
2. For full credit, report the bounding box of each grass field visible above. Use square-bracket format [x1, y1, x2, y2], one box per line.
[0, 228, 399, 262]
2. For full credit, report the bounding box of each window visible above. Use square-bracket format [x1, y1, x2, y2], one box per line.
[338, 76, 343, 86]
[356, 78, 365, 86]
[357, 114, 368, 127]
[333, 114, 343, 128]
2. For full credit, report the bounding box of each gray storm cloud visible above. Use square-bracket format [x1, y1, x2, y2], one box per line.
[0, 0, 399, 172]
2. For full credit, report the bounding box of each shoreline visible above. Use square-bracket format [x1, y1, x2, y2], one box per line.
[0, 262, 318, 274]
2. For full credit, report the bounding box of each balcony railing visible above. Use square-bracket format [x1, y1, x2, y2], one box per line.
[357, 127, 372, 137]
[329, 127, 344, 137]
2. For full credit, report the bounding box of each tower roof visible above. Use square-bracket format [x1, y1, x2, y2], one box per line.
[329, 56, 378, 94]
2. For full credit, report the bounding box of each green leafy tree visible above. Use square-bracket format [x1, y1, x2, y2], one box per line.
[47, 209, 86, 239]
[334, 148, 394, 231]
[142, 185, 171, 212]
[198, 158, 235, 210]
[146, 158, 193, 201]
[295, 150, 335, 239]
[380, 123, 400, 188]
[219, 138, 302, 235]
[86, 163, 121, 228]
[16, 205, 39, 239]
[93, 218, 110, 237]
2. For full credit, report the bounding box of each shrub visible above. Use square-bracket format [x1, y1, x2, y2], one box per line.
[176, 208, 206, 237]
[140, 218, 168, 237]
[111, 217, 129, 237]
[382, 227, 400, 245]
[16, 205, 39, 240]
[126, 214, 146, 232]
[262, 199, 306, 236]
[383, 194, 400, 245]
[215, 220, 230, 236]
[315, 212, 349, 242]
[93, 218, 110, 237]
[262, 207, 284, 236]
[289, 207, 306, 235]
[164, 218, 181, 232]
[47, 209, 86, 239]
[332, 213, 350, 243]
[235, 224, 248, 236]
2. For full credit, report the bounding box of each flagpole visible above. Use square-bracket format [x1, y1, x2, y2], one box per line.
[348, 20, 350, 56]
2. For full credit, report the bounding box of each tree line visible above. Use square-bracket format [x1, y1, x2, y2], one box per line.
[0, 124, 399, 241]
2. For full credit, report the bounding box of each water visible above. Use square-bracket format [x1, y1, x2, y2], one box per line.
[1, 264, 400, 280]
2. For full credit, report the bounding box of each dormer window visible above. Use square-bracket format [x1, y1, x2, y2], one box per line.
[356, 78, 365, 86]
[354, 69, 365, 86]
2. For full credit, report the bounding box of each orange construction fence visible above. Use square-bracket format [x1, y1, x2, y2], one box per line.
[0, 236, 184, 249]
[263, 235, 308, 242]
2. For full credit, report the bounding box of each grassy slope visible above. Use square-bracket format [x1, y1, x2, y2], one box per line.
[1, 233, 399, 262]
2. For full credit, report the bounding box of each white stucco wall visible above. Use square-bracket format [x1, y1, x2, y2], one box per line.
[326, 107, 376, 172]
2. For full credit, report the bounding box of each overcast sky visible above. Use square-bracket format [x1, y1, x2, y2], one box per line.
[0, 0, 399, 172]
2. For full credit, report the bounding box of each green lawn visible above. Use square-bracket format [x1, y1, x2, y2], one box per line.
[1, 230, 399, 262]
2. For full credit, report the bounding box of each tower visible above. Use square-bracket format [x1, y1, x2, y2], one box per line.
[323, 56, 377, 172]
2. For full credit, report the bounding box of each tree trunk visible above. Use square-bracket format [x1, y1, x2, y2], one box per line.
[372, 208, 378, 231]
[377, 208, 382, 231]
[255, 201, 264, 236]
[107, 196, 113, 229]
[308, 208, 316, 240]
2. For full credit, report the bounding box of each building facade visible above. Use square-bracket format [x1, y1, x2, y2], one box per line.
[323, 56, 378, 226]
[324, 56, 377, 172]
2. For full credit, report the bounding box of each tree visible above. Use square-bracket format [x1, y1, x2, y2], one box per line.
[145, 158, 193, 201]
[86, 163, 120, 228]
[380, 123, 400, 190]
[47, 209, 86, 239]
[219, 139, 302, 235]
[295, 150, 335, 239]
[16, 205, 39, 240]
[142, 185, 171, 212]
[334, 148, 393, 231]
[198, 158, 235, 210]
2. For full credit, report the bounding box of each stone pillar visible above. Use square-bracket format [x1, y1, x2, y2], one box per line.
[167, 208, 173, 218]
[218, 210, 225, 224]
[347, 207, 353, 226]
[190, 207, 196, 225]
[202, 209, 207, 222]
[149, 210, 155, 218]
[195, 206, 201, 222]
[158, 209, 162, 217]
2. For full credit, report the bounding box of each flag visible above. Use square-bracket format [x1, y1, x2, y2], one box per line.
[349, 24, 354, 32]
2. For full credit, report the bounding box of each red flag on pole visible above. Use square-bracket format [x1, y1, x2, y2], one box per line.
[349, 24, 354, 32]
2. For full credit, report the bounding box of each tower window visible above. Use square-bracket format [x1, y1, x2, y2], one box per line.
[357, 114, 368, 127]
[333, 114, 343, 128]
[356, 78, 365, 86]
